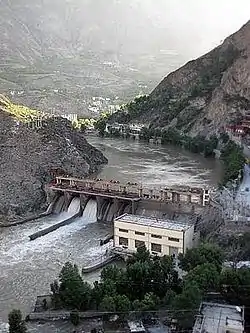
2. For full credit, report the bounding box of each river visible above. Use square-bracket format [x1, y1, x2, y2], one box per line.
[0, 136, 222, 330]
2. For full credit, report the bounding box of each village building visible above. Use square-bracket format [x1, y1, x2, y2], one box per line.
[192, 302, 244, 333]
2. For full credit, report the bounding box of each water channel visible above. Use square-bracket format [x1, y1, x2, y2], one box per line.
[0, 136, 222, 329]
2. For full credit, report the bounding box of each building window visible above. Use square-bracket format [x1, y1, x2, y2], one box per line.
[135, 240, 145, 249]
[169, 246, 179, 257]
[135, 231, 145, 236]
[168, 237, 180, 242]
[151, 234, 162, 239]
[151, 243, 162, 253]
[119, 228, 128, 233]
[119, 237, 128, 247]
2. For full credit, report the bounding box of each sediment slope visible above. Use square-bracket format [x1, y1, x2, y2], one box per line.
[0, 106, 107, 221]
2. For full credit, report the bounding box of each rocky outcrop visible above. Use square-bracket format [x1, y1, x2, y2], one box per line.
[113, 21, 250, 137]
[0, 110, 107, 220]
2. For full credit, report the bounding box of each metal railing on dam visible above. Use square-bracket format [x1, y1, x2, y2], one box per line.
[48, 176, 210, 206]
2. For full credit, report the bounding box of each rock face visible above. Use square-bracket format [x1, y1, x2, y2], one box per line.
[0, 111, 107, 219]
[115, 21, 250, 137]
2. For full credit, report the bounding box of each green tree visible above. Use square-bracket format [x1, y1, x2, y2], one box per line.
[149, 256, 180, 297]
[101, 265, 122, 282]
[58, 262, 92, 310]
[94, 112, 111, 135]
[179, 243, 224, 272]
[221, 141, 244, 185]
[8, 309, 27, 333]
[162, 128, 182, 145]
[127, 245, 151, 265]
[185, 263, 220, 292]
[70, 310, 80, 326]
[161, 289, 176, 307]
[171, 282, 202, 330]
[115, 295, 131, 313]
[125, 261, 150, 300]
[140, 292, 160, 311]
[139, 127, 154, 141]
[94, 118, 107, 136]
[100, 296, 116, 312]
[220, 267, 250, 306]
[91, 281, 103, 310]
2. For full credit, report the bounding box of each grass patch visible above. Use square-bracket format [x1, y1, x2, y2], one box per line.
[0, 94, 44, 122]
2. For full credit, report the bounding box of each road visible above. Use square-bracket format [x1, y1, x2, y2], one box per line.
[214, 164, 250, 221]
[236, 164, 250, 208]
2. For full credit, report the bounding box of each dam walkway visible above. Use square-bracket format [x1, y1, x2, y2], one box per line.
[48, 176, 210, 206]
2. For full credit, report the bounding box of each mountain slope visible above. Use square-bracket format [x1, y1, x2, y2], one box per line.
[0, 0, 185, 112]
[113, 21, 250, 137]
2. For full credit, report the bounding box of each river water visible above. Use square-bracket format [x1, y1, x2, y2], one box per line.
[0, 136, 222, 330]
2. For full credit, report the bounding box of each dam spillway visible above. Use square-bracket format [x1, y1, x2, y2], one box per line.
[28, 197, 98, 241]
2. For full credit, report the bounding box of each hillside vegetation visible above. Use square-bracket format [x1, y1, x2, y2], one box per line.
[0, 94, 42, 122]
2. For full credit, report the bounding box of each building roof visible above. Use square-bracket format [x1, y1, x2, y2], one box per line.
[192, 302, 244, 333]
[114, 214, 192, 232]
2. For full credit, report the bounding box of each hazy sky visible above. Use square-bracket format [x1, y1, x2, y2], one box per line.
[151, 0, 250, 57]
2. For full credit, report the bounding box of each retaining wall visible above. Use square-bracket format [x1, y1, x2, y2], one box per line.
[29, 211, 81, 241]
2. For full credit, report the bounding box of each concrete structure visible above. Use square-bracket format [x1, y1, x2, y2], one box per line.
[46, 177, 210, 222]
[52, 177, 210, 206]
[105, 122, 144, 140]
[114, 213, 194, 256]
[193, 302, 244, 333]
[61, 113, 78, 122]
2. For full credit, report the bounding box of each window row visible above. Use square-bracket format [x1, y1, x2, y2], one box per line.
[119, 237, 173, 254]
[118, 229, 180, 242]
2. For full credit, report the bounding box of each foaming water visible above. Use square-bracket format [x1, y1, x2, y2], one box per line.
[0, 214, 110, 322]
[82, 199, 97, 223]
[67, 197, 80, 215]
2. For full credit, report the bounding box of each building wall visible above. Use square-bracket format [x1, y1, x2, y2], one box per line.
[114, 219, 194, 256]
[183, 224, 195, 252]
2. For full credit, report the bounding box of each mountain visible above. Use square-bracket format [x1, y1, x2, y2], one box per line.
[0, 101, 107, 222]
[0, 0, 186, 115]
[112, 21, 250, 137]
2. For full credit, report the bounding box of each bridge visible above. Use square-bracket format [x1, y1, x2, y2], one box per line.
[49, 176, 210, 203]
[46, 176, 210, 221]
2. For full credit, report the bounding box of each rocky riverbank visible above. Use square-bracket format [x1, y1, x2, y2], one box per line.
[0, 109, 107, 223]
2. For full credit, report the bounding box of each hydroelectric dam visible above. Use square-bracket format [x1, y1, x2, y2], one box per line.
[27, 176, 211, 241]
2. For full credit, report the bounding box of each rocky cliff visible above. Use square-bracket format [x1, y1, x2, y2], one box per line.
[0, 107, 107, 221]
[113, 21, 250, 137]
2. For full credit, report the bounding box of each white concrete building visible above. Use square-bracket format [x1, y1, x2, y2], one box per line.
[114, 214, 194, 257]
[193, 302, 244, 333]
[61, 113, 78, 122]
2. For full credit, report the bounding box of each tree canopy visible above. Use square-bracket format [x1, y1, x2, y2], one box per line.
[178, 243, 224, 272]
[8, 309, 27, 333]
[49, 243, 250, 330]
